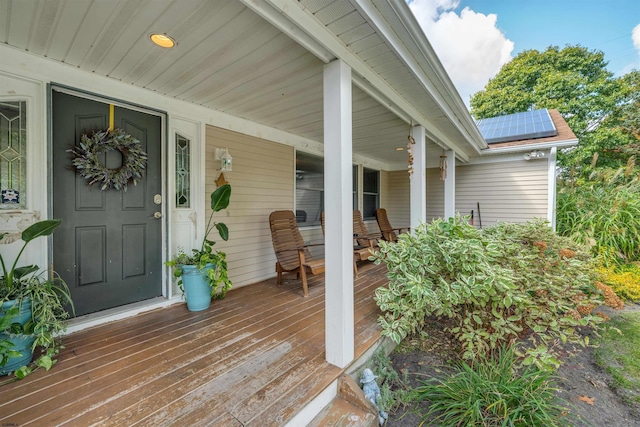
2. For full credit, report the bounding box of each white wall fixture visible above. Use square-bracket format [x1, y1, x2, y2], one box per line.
[215, 147, 233, 171]
[523, 150, 545, 161]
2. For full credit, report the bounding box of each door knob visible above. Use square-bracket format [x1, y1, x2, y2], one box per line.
[153, 212, 162, 219]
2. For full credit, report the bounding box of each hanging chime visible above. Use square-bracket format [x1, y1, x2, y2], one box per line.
[407, 122, 416, 175]
[439, 154, 448, 181]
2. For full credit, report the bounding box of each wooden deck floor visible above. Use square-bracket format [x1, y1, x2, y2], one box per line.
[0, 262, 387, 426]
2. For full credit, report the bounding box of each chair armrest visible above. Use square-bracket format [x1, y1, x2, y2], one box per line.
[389, 227, 409, 233]
[304, 242, 325, 248]
[354, 233, 381, 245]
[279, 242, 325, 253]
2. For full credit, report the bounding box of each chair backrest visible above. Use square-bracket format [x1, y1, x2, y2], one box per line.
[375, 208, 397, 242]
[269, 210, 313, 271]
[353, 210, 372, 247]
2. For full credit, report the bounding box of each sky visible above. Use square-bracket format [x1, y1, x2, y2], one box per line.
[407, 0, 640, 108]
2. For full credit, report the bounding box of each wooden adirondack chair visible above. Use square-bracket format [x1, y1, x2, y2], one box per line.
[269, 210, 325, 296]
[321, 210, 380, 277]
[352, 210, 380, 276]
[374, 208, 409, 242]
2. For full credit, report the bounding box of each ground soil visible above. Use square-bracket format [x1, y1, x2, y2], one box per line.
[385, 304, 640, 427]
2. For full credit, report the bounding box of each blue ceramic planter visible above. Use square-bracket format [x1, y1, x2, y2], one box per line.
[0, 298, 35, 375]
[181, 264, 213, 312]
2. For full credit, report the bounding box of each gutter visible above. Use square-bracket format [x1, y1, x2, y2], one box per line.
[478, 139, 579, 155]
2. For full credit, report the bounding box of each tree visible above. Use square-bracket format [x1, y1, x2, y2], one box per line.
[470, 45, 639, 174]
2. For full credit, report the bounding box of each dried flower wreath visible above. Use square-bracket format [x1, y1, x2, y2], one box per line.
[68, 128, 147, 191]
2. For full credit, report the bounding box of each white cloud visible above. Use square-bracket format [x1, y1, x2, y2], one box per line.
[633, 24, 640, 53]
[407, 0, 514, 107]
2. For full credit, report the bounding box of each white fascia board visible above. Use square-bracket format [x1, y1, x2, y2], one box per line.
[478, 139, 579, 156]
[250, 0, 470, 163]
[353, 0, 487, 152]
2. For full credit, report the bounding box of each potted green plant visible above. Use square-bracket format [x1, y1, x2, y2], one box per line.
[166, 184, 233, 311]
[0, 219, 74, 380]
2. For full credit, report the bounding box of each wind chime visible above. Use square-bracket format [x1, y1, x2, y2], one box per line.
[439, 152, 448, 181]
[407, 122, 416, 175]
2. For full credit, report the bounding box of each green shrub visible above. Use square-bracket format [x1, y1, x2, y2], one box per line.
[557, 163, 640, 262]
[414, 346, 566, 427]
[373, 216, 604, 368]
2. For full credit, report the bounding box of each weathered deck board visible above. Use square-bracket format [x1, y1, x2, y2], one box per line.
[0, 262, 387, 426]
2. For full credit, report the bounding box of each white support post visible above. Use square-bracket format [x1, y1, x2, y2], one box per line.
[547, 147, 557, 231]
[323, 59, 354, 368]
[443, 150, 456, 219]
[410, 125, 426, 230]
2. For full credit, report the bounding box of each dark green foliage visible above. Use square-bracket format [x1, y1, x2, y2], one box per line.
[0, 219, 74, 382]
[557, 163, 640, 262]
[414, 346, 566, 426]
[166, 184, 232, 299]
[470, 45, 639, 175]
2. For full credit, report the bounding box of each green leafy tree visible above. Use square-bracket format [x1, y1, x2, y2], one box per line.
[470, 45, 639, 173]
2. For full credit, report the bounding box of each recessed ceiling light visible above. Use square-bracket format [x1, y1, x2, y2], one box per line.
[150, 33, 176, 48]
[395, 147, 404, 151]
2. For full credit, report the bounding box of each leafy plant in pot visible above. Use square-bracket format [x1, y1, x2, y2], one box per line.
[166, 184, 232, 311]
[0, 219, 74, 381]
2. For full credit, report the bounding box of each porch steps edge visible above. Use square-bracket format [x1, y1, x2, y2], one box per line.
[285, 336, 396, 426]
[308, 373, 380, 427]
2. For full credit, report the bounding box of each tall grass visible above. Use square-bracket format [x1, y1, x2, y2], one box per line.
[414, 346, 566, 426]
[557, 159, 640, 262]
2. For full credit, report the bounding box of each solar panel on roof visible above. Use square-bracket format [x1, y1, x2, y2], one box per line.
[475, 109, 557, 144]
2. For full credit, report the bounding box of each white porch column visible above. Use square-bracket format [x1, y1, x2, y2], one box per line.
[410, 125, 427, 229]
[547, 147, 558, 231]
[444, 149, 456, 219]
[323, 59, 354, 368]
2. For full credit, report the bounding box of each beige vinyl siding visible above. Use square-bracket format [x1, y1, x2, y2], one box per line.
[455, 160, 549, 227]
[384, 170, 411, 230]
[426, 168, 444, 222]
[205, 126, 296, 288]
[381, 159, 549, 229]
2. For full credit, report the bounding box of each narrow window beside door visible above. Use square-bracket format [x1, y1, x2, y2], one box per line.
[175, 133, 191, 208]
[0, 100, 27, 209]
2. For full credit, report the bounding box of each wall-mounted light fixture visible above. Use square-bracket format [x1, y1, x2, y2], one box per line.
[215, 147, 233, 172]
[523, 150, 545, 161]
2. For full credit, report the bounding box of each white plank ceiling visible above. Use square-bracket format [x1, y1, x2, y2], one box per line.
[0, 0, 484, 169]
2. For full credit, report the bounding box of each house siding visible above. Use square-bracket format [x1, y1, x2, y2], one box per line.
[426, 168, 444, 222]
[205, 126, 295, 287]
[455, 159, 549, 226]
[383, 170, 411, 230]
[386, 159, 549, 228]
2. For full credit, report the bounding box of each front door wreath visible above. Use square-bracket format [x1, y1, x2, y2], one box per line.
[68, 128, 148, 191]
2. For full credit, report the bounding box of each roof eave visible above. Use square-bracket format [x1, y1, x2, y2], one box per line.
[480, 139, 579, 155]
[375, 0, 487, 152]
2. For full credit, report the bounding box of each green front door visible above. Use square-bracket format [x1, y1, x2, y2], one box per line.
[52, 90, 163, 316]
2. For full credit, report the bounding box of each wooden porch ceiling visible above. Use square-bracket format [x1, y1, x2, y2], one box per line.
[0, 262, 388, 426]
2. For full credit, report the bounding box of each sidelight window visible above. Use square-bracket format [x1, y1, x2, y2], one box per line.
[0, 100, 27, 209]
